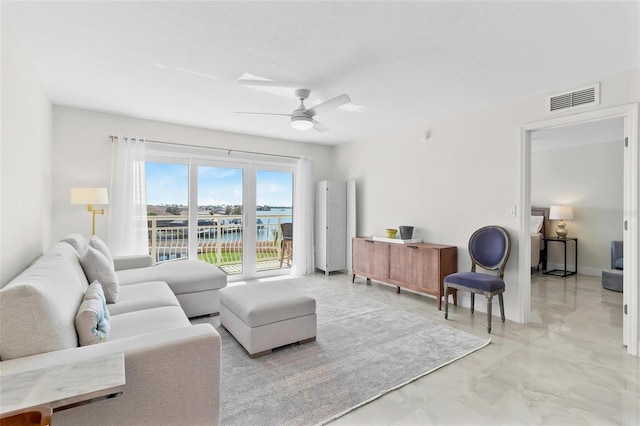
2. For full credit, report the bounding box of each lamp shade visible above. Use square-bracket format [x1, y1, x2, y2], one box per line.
[290, 116, 314, 130]
[549, 205, 573, 220]
[70, 187, 109, 205]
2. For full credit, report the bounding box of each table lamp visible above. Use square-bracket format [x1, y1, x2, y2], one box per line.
[70, 187, 109, 235]
[549, 205, 573, 238]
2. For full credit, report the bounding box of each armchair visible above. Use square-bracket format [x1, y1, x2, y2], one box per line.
[602, 241, 623, 292]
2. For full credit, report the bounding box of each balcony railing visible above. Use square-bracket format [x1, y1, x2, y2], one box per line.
[147, 214, 292, 274]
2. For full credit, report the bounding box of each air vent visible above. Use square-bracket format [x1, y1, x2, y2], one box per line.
[546, 83, 600, 113]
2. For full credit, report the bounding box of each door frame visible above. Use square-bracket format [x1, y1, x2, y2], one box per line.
[146, 146, 297, 281]
[519, 103, 639, 356]
[189, 159, 296, 281]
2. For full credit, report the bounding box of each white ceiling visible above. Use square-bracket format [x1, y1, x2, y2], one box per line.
[2, 1, 639, 145]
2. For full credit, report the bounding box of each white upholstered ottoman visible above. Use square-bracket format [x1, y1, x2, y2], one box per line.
[220, 283, 317, 358]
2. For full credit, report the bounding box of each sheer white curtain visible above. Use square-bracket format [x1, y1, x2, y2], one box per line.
[108, 136, 149, 256]
[291, 157, 314, 275]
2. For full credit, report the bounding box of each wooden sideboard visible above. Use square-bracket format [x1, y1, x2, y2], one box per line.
[352, 237, 458, 310]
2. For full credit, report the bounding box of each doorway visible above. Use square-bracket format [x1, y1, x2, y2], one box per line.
[519, 104, 639, 356]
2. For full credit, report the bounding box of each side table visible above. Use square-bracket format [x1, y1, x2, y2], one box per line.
[0, 353, 125, 423]
[543, 237, 578, 277]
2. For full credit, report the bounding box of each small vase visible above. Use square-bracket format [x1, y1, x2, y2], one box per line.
[399, 226, 414, 240]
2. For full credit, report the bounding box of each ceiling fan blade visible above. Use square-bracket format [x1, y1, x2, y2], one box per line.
[312, 119, 329, 132]
[236, 79, 300, 88]
[233, 112, 292, 117]
[307, 94, 351, 117]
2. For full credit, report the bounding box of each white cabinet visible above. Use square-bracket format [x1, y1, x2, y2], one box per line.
[315, 180, 356, 275]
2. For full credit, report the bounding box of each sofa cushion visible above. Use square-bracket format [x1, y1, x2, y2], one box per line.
[75, 282, 110, 346]
[43, 242, 91, 291]
[109, 306, 190, 340]
[80, 247, 120, 303]
[0, 255, 85, 360]
[108, 281, 181, 316]
[117, 260, 227, 295]
[89, 235, 114, 268]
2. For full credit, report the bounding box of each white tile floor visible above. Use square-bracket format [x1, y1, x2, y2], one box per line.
[317, 271, 639, 426]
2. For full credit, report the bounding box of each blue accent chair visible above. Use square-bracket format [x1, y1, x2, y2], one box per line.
[602, 241, 623, 292]
[444, 226, 511, 333]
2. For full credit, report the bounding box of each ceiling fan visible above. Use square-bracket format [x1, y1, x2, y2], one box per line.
[235, 79, 351, 132]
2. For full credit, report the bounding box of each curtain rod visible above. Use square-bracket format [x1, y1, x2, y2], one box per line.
[108, 135, 301, 160]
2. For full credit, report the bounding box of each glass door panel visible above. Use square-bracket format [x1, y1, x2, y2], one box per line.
[197, 166, 244, 275]
[145, 162, 189, 264]
[255, 170, 293, 273]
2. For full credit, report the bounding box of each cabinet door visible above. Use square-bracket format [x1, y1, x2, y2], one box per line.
[389, 244, 427, 287]
[369, 240, 390, 280]
[352, 238, 371, 276]
[389, 244, 443, 291]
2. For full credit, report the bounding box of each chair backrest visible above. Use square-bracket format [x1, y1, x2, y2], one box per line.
[611, 240, 623, 269]
[281, 222, 293, 239]
[468, 226, 511, 278]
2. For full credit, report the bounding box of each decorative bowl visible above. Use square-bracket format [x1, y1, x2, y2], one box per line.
[385, 228, 397, 239]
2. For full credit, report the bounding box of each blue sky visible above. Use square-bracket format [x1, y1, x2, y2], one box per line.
[146, 162, 293, 207]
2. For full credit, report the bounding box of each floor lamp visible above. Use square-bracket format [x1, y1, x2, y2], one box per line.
[70, 187, 109, 235]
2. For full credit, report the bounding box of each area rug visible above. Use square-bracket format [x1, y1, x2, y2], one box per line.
[192, 276, 490, 426]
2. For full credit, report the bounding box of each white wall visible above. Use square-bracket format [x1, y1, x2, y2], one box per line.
[52, 106, 335, 243]
[532, 140, 624, 276]
[333, 68, 640, 322]
[0, 23, 52, 286]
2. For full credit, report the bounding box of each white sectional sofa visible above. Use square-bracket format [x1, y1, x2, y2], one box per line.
[0, 239, 223, 425]
[61, 234, 229, 318]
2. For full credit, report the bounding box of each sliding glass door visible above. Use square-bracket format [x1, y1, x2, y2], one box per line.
[255, 170, 294, 273]
[196, 165, 244, 275]
[147, 154, 295, 280]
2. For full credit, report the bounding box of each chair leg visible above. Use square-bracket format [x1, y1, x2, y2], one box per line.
[470, 293, 475, 313]
[499, 293, 505, 322]
[487, 295, 493, 334]
[444, 282, 449, 320]
[279, 241, 284, 268]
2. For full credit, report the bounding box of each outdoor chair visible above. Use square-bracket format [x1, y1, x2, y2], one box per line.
[443, 225, 511, 333]
[279, 222, 293, 267]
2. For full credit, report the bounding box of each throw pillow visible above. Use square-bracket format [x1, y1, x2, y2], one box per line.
[90, 235, 114, 268]
[84, 280, 111, 322]
[80, 247, 120, 303]
[614, 258, 623, 270]
[529, 216, 544, 234]
[60, 233, 89, 256]
[75, 298, 110, 346]
[75, 281, 110, 346]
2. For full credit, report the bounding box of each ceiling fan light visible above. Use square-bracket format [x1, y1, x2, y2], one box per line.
[290, 116, 313, 130]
